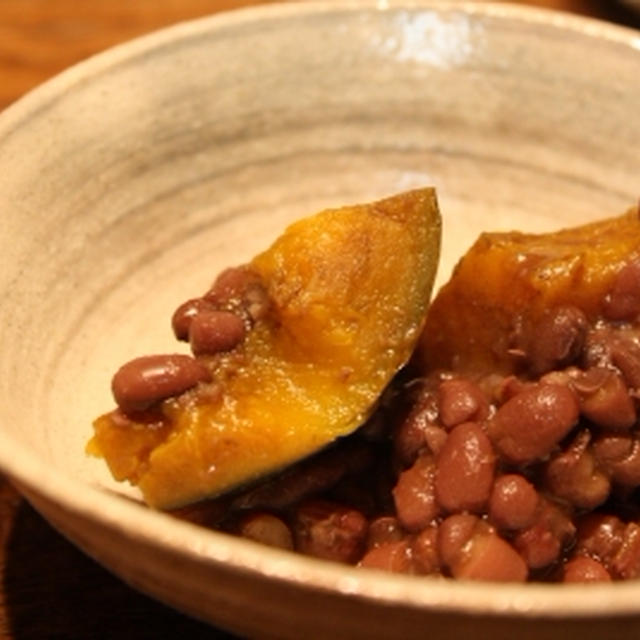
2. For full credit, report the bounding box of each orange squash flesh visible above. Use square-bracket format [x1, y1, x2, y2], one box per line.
[416, 207, 640, 377]
[91, 189, 441, 509]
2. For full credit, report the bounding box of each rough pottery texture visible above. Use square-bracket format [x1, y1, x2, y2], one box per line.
[1, 2, 640, 638]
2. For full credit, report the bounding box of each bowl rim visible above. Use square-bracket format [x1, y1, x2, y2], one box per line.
[3, 0, 640, 621]
[1, 0, 639, 136]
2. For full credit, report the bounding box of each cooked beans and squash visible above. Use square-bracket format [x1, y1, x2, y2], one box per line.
[89, 190, 640, 583]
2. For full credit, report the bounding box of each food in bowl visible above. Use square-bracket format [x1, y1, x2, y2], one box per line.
[404, 203, 640, 582]
[90, 189, 640, 584]
[89, 188, 442, 508]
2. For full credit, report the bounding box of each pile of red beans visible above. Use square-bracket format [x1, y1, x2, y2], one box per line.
[110, 266, 269, 416]
[109, 262, 640, 583]
[176, 300, 640, 584]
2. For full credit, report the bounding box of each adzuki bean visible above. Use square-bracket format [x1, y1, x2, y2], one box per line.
[610, 333, 640, 390]
[437, 378, 490, 428]
[435, 422, 495, 513]
[205, 266, 260, 305]
[488, 383, 579, 464]
[171, 298, 215, 341]
[513, 500, 575, 570]
[592, 433, 640, 487]
[543, 430, 610, 510]
[392, 452, 439, 532]
[602, 257, 640, 321]
[359, 540, 414, 573]
[392, 388, 439, 465]
[562, 556, 611, 583]
[526, 306, 588, 376]
[574, 367, 636, 431]
[488, 474, 539, 531]
[437, 513, 478, 570]
[189, 309, 246, 356]
[111, 354, 211, 414]
[438, 514, 527, 582]
[575, 514, 640, 580]
[412, 526, 440, 575]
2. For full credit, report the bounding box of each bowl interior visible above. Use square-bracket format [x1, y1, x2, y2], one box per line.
[1, 1, 640, 635]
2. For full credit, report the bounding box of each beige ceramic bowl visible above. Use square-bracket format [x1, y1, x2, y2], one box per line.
[2, 2, 640, 638]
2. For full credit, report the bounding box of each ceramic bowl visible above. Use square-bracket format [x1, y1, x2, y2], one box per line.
[2, 2, 640, 638]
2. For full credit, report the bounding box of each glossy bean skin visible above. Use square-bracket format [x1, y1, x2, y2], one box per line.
[573, 367, 636, 431]
[393, 390, 439, 466]
[437, 513, 478, 569]
[526, 306, 588, 376]
[111, 354, 211, 414]
[575, 514, 640, 580]
[582, 326, 627, 370]
[435, 422, 495, 513]
[189, 309, 246, 356]
[438, 514, 527, 582]
[488, 383, 579, 464]
[392, 453, 439, 532]
[412, 526, 440, 575]
[514, 523, 561, 571]
[457, 533, 528, 582]
[489, 474, 539, 531]
[492, 375, 531, 404]
[205, 265, 258, 305]
[513, 500, 575, 570]
[359, 540, 414, 573]
[171, 265, 269, 355]
[171, 297, 215, 341]
[611, 335, 640, 390]
[602, 257, 640, 321]
[601, 522, 640, 581]
[544, 430, 610, 510]
[422, 425, 448, 457]
[575, 514, 625, 565]
[205, 266, 270, 321]
[562, 556, 611, 583]
[437, 378, 490, 429]
[592, 433, 640, 487]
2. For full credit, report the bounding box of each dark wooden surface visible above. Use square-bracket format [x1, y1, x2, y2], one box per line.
[1, 1, 639, 638]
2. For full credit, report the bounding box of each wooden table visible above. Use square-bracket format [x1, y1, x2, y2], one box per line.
[1, 1, 639, 638]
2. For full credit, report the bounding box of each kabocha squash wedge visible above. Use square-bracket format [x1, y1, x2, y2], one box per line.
[90, 188, 442, 508]
[417, 206, 640, 377]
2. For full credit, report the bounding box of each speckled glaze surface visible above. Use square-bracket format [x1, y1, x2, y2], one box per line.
[1, 2, 640, 638]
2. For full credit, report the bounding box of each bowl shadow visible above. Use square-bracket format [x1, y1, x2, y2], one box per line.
[1, 479, 236, 639]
